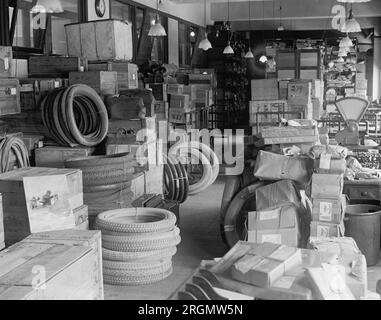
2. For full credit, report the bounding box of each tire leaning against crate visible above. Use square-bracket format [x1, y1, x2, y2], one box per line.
[95, 208, 177, 234]
[102, 228, 181, 252]
[103, 266, 173, 286]
[223, 182, 265, 249]
[102, 246, 177, 263]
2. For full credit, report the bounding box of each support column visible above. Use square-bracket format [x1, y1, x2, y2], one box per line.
[373, 29, 381, 101]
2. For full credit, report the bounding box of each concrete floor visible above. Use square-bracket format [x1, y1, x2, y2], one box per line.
[104, 178, 381, 300]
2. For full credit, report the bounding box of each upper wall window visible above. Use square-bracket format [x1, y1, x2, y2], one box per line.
[8, 0, 78, 55]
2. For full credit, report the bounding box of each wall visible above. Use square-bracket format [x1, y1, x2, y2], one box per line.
[168, 18, 179, 66]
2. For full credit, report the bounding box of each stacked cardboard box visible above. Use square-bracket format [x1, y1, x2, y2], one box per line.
[249, 100, 288, 134]
[0, 167, 87, 246]
[310, 170, 346, 238]
[287, 81, 313, 120]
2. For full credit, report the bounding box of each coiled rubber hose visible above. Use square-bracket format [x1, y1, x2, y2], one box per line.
[163, 154, 189, 204]
[41, 84, 109, 147]
[169, 142, 220, 196]
[0, 135, 30, 173]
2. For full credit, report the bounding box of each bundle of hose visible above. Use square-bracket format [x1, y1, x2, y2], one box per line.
[0, 135, 30, 173]
[168, 142, 220, 196]
[163, 153, 189, 204]
[41, 84, 109, 147]
[95, 208, 181, 286]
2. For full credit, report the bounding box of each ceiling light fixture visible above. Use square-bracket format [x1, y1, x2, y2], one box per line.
[337, 0, 371, 3]
[277, 2, 285, 31]
[148, 0, 167, 37]
[339, 35, 354, 48]
[259, 55, 268, 63]
[199, 0, 212, 51]
[337, 57, 345, 63]
[223, 0, 234, 55]
[245, 0, 254, 58]
[31, 0, 64, 13]
[338, 49, 348, 57]
[341, 5, 362, 33]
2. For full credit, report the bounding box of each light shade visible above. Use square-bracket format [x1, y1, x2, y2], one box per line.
[245, 49, 254, 59]
[337, 57, 345, 63]
[338, 49, 348, 57]
[341, 10, 362, 33]
[259, 55, 268, 63]
[223, 42, 234, 55]
[199, 34, 212, 51]
[31, 0, 63, 13]
[277, 25, 285, 32]
[148, 17, 167, 37]
[339, 36, 354, 48]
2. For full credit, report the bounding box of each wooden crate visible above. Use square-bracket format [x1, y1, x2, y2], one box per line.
[0, 167, 83, 246]
[251, 79, 279, 101]
[69, 71, 118, 95]
[0, 230, 103, 300]
[35, 146, 95, 168]
[88, 62, 138, 90]
[105, 95, 145, 120]
[0, 47, 14, 78]
[21, 134, 44, 158]
[65, 20, 133, 62]
[74, 205, 89, 231]
[0, 79, 21, 116]
[28, 56, 88, 78]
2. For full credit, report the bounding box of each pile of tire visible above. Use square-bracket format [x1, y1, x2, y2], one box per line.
[95, 208, 181, 286]
[65, 153, 138, 228]
[163, 154, 189, 204]
[168, 142, 220, 196]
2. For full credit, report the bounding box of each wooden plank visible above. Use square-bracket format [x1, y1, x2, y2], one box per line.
[0, 245, 90, 286]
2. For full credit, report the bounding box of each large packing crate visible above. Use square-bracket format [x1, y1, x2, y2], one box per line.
[288, 81, 312, 105]
[105, 95, 145, 120]
[0, 78, 21, 116]
[0, 47, 14, 78]
[88, 61, 138, 90]
[119, 89, 156, 117]
[69, 71, 118, 95]
[0, 230, 103, 300]
[28, 56, 88, 78]
[35, 146, 95, 168]
[0, 167, 83, 246]
[251, 79, 279, 101]
[65, 20, 133, 62]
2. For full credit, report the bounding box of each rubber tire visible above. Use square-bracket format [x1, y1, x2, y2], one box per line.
[65, 153, 133, 168]
[103, 258, 172, 271]
[102, 246, 177, 262]
[95, 208, 177, 234]
[223, 182, 265, 249]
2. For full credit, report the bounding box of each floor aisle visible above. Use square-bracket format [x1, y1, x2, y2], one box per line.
[104, 178, 381, 300]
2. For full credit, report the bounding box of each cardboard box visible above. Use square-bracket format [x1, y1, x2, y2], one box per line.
[2, 230, 103, 300]
[0, 79, 21, 116]
[311, 174, 344, 199]
[0, 46, 14, 78]
[65, 20, 133, 62]
[69, 71, 118, 95]
[0, 167, 83, 246]
[288, 81, 312, 105]
[35, 146, 94, 168]
[312, 195, 347, 224]
[251, 79, 279, 101]
[310, 221, 345, 238]
[231, 244, 302, 288]
[248, 228, 299, 248]
[314, 158, 347, 175]
[248, 205, 299, 231]
[167, 84, 184, 94]
[249, 100, 287, 126]
[169, 94, 192, 112]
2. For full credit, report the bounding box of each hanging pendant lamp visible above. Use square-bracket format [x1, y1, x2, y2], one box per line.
[199, 0, 212, 51]
[339, 35, 354, 48]
[245, 1, 254, 58]
[341, 6, 362, 33]
[259, 55, 268, 63]
[149, 0, 167, 37]
[31, 0, 64, 13]
[337, 57, 345, 63]
[338, 49, 348, 57]
[277, 3, 285, 31]
[224, 0, 234, 55]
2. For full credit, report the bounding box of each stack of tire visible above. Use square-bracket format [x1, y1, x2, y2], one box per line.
[65, 153, 138, 229]
[95, 208, 181, 286]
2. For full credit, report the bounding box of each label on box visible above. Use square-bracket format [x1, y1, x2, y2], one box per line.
[10, 87, 16, 95]
[320, 152, 332, 170]
[54, 81, 60, 88]
[261, 234, 282, 245]
[4, 58, 9, 70]
[316, 225, 330, 238]
[273, 276, 296, 289]
[259, 209, 279, 221]
[319, 202, 333, 221]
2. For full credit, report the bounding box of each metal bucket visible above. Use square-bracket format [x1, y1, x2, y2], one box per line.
[344, 204, 381, 267]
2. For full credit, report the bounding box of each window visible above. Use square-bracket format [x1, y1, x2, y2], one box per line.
[179, 22, 199, 67]
[8, 0, 79, 55]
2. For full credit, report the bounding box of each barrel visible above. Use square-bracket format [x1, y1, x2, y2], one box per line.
[344, 204, 381, 266]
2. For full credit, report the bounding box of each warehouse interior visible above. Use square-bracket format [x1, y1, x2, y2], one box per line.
[0, 0, 381, 301]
